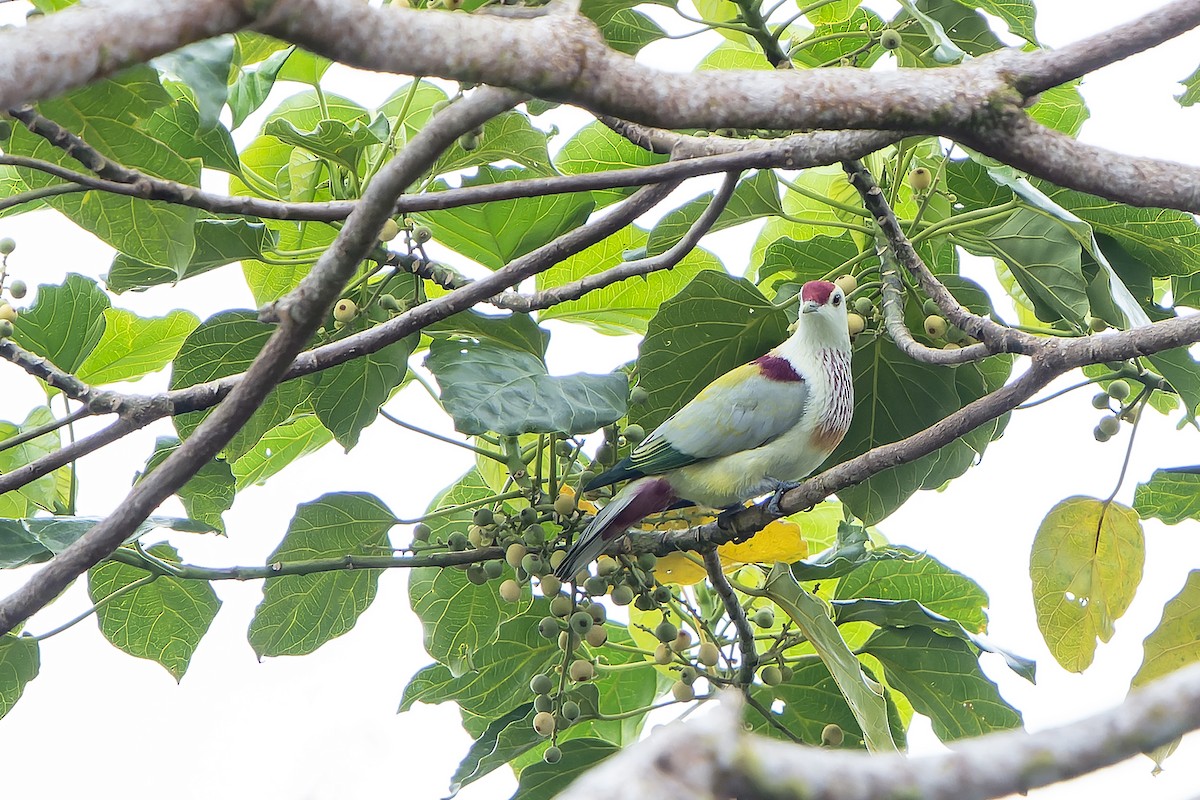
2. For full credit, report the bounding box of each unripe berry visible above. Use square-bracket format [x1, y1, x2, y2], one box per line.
[554, 439, 573, 457]
[7, 279, 26, 299]
[655, 620, 679, 644]
[834, 274, 857, 295]
[672, 630, 692, 652]
[0, 318, 12, 339]
[654, 643, 673, 665]
[533, 711, 556, 737]
[553, 493, 576, 517]
[629, 385, 649, 404]
[534, 693, 553, 713]
[622, 424, 646, 444]
[568, 659, 595, 682]
[1107, 379, 1131, 401]
[412, 225, 433, 245]
[586, 603, 606, 624]
[924, 314, 948, 338]
[484, 559, 504, 579]
[1091, 392, 1110, 410]
[506, 542, 528, 570]
[447, 531, 469, 551]
[880, 29, 903, 50]
[853, 296, 874, 316]
[380, 218, 401, 241]
[1098, 415, 1121, 436]
[1093, 424, 1111, 443]
[610, 584, 635, 606]
[0, 303, 17, 323]
[561, 700, 581, 722]
[908, 167, 932, 191]
[671, 681, 695, 702]
[583, 576, 608, 597]
[822, 723, 845, 747]
[530, 673, 554, 695]
[333, 298, 358, 323]
[538, 617, 560, 639]
[922, 298, 940, 316]
[847, 312, 866, 337]
[499, 579, 522, 602]
[569, 610, 594, 634]
[521, 552, 545, 576]
[678, 666, 697, 686]
[472, 507, 494, 527]
[753, 607, 776, 628]
[550, 593, 573, 618]
[698, 641, 720, 667]
[519, 506, 539, 527]
[539, 575, 562, 597]
[652, 585, 672, 604]
[0, 238, 14, 255]
[466, 563, 488, 585]
[637, 552, 657, 571]
[412, 522, 432, 541]
[458, 131, 480, 151]
[584, 625, 608, 647]
[596, 556, 619, 577]
[523, 523, 547, 547]
[542, 745, 562, 764]
[760, 665, 783, 686]
[1087, 316, 1109, 333]
[595, 443, 615, 464]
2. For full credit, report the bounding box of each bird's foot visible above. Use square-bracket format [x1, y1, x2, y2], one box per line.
[766, 480, 801, 517]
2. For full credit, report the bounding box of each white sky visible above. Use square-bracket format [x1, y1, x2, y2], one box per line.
[1, 1, 1200, 798]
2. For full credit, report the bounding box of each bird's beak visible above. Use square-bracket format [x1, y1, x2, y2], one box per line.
[801, 300, 820, 314]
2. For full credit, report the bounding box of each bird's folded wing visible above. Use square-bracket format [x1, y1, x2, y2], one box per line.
[629, 362, 809, 475]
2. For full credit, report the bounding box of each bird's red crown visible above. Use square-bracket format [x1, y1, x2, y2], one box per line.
[801, 280, 838, 305]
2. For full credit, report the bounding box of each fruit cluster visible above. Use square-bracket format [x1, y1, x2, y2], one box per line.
[0, 236, 25, 341]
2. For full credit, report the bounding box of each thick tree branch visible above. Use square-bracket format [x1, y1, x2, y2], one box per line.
[0, 87, 525, 636]
[560, 663, 1200, 800]
[703, 549, 758, 688]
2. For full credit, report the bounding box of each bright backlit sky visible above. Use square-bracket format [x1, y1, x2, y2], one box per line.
[1, 2, 1199, 799]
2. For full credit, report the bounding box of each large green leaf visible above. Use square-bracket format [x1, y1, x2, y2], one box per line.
[75, 308, 199, 385]
[0, 407, 65, 516]
[415, 166, 594, 271]
[376, 80, 449, 148]
[758, 234, 869, 290]
[1147, 347, 1200, 421]
[632, 271, 789, 432]
[554, 121, 669, 208]
[646, 170, 782, 256]
[790, 7, 887, 69]
[107, 218, 277, 293]
[861, 626, 1022, 741]
[979, 208, 1088, 324]
[426, 338, 627, 436]
[766, 564, 898, 753]
[948, 0, 1036, 42]
[6, 68, 198, 271]
[152, 37, 235, 129]
[1030, 497, 1144, 672]
[230, 414, 333, 490]
[450, 703, 540, 795]
[0, 516, 214, 570]
[750, 166, 865, 277]
[312, 333, 416, 450]
[534, 225, 721, 335]
[147, 86, 240, 175]
[264, 114, 387, 171]
[1132, 570, 1200, 688]
[88, 543, 221, 681]
[895, 0, 1004, 63]
[1134, 467, 1200, 525]
[834, 547, 988, 632]
[509, 738, 620, 800]
[580, 0, 668, 55]
[170, 310, 313, 460]
[140, 437, 235, 532]
[12, 273, 109, 376]
[429, 111, 555, 178]
[247, 492, 395, 657]
[1027, 82, 1088, 136]
[425, 310, 549, 358]
[1179, 63, 1200, 108]
[0, 635, 39, 721]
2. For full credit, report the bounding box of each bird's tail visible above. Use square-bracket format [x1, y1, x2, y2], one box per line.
[554, 477, 676, 580]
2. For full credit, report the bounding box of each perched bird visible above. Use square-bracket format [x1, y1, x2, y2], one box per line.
[555, 279, 854, 580]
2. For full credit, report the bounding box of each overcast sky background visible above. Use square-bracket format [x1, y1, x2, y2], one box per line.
[1, 1, 1199, 798]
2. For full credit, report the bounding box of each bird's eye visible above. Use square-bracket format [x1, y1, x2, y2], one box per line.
[832, 294, 841, 306]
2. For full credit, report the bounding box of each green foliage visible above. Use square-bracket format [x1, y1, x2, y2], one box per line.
[0, 634, 39, 721]
[1134, 467, 1200, 525]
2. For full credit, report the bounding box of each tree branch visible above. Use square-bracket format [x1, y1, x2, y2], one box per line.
[703, 549, 758, 688]
[559, 663, 1200, 800]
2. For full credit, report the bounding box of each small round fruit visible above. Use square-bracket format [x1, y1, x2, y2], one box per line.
[908, 166, 932, 192]
[753, 607, 776, 628]
[559, 631, 578, 652]
[0, 318, 12, 340]
[561, 700, 581, 722]
[942, 343, 961, 351]
[1107, 379, 1131, 401]
[821, 723, 845, 747]
[554, 439, 573, 457]
[637, 552, 657, 571]
[542, 745, 562, 764]
[595, 443, 615, 464]
[533, 711, 556, 737]
[634, 593, 657, 611]
[622, 424, 646, 444]
[521, 552, 545, 576]
[853, 296, 874, 316]
[779, 665, 794, 682]
[583, 576, 608, 597]
[539, 575, 563, 597]
[534, 693, 553, 713]
[568, 659, 595, 682]
[412, 225, 433, 245]
[569, 610, 594, 634]
[530, 673, 554, 695]
[1098, 415, 1121, 436]
[0, 238, 14, 255]
[506, 542, 528, 570]
[519, 506, 539, 527]
[760, 665, 783, 686]
[584, 625, 608, 647]
[380, 218, 401, 241]
[944, 324, 967, 344]
[472, 507, 495, 527]
[923, 314, 948, 338]
[678, 666, 697, 686]
[0, 304, 17, 322]
[1093, 424, 1111, 443]
[847, 312, 866, 337]
[458, 131, 480, 151]
[880, 29, 903, 50]
[922, 298, 940, 316]
[672, 630, 692, 652]
[333, 298, 358, 323]
[578, 470, 597, 490]
[652, 585, 672, 604]
[596, 556, 619, 577]
[553, 493, 576, 517]
[697, 641, 720, 667]
[484, 559, 504, 579]
[379, 294, 401, 313]
[1088, 316, 1109, 333]
[466, 564, 488, 585]
[671, 681, 695, 702]
[550, 593, 573, 618]
[412, 522, 432, 542]
[538, 616, 561, 639]
[834, 274, 858, 295]
[523, 523, 547, 547]
[447, 531, 469, 551]
[654, 643, 673, 665]
[1091, 392, 1111, 410]
[629, 385, 649, 404]
[499, 579, 522, 602]
[611, 584, 635, 606]
[7, 279, 26, 299]
[586, 603, 607, 624]
[655, 620, 679, 644]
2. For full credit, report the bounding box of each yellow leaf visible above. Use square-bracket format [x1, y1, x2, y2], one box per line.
[719, 518, 808, 565]
[655, 552, 709, 585]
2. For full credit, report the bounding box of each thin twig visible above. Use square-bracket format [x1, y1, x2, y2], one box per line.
[703, 548, 758, 689]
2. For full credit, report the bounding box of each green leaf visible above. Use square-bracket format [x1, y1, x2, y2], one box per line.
[509, 738, 620, 800]
[0, 635, 39, 721]
[534, 225, 721, 335]
[1174, 273, 1200, 309]
[7, 68, 198, 271]
[1177, 63, 1200, 107]
[699, 39, 775, 71]
[75, 308, 199, 385]
[1148, 347, 1200, 421]
[834, 546, 988, 632]
[451, 703, 540, 795]
[896, 0, 1003, 62]
[107, 217, 277, 293]
[264, 114, 387, 171]
[228, 44, 292, 129]
[979, 208, 1088, 324]
[789, 7, 886, 69]
[247, 492, 395, 657]
[1134, 467, 1200, 525]
[750, 166, 865, 277]
[88, 543, 221, 681]
[153, 37, 235, 129]
[430, 111, 555, 178]
[415, 166, 594, 271]
[1133, 570, 1200, 688]
[140, 437, 235, 532]
[0, 515, 214, 570]
[12, 273, 109, 375]
[427, 338, 627, 436]
[758, 234, 870, 289]
[231, 414, 333, 490]
[148, 85, 241, 175]
[425, 310, 549, 358]
[554, 121, 668, 208]
[1027, 81, 1088, 136]
[312, 334, 416, 450]
[832, 598, 1035, 682]
[0, 406, 65, 515]
[633, 271, 789, 432]
[580, 0, 667, 54]
[948, 0, 1037, 42]
[1030, 497, 1144, 672]
[861, 626, 1022, 741]
[766, 564, 899, 753]
[376, 80, 449, 146]
[646, 170, 781, 256]
[170, 310, 313, 460]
